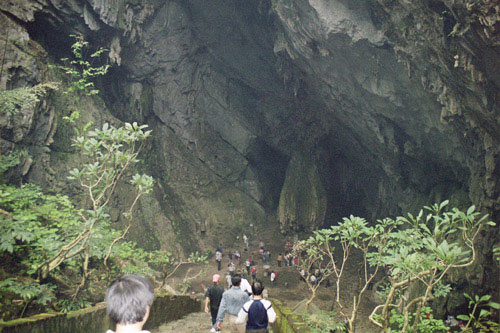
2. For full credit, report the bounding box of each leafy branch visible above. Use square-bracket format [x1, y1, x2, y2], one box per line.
[38, 122, 153, 295]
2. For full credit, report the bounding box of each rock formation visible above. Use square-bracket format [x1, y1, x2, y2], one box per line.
[0, 1, 498, 268]
[278, 150, 326, 233]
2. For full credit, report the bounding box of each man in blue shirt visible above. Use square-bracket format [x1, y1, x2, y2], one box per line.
[216, 275, 250, 332]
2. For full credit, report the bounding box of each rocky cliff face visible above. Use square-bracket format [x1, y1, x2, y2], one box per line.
[1, 1, 498, 260]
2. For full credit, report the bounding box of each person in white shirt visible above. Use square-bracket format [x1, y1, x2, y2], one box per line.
[270, 271, 276, 286]
[236, 280, 276, 332]
[240, 276, 253, 295]
[105, 274, 154, 333]
[236, 269, 252, 295]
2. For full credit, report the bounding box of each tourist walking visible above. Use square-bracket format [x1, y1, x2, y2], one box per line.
[251, 266, 257, 281]
[205, 274, 225, 332]
[238, 269, 253, 295]
[216, 250, 222, 271]
[246, 258, 251, 274]
[235, 250, 241, 266]
[228, 261, 236, 275]
[270, 271, 276, 286]
[216, 275, 250, 333]
[236, 280, 276, 332]
[243, 234, 249, 249]
[277, 253, 282, 267]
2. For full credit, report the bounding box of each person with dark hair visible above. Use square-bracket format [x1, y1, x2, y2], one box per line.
[105, 274, 154, 333]
[216, 274, 250, 332]
[236, 280, 276, 332]
[205, 274, 225, 332]
[251, 266, 257, 281]
[215, 250, 222, 271]
[236, 269, 252, 295]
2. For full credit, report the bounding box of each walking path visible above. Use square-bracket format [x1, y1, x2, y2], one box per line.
[154, 312, 211, 332]
[156, 217, 376, 332]
[154, 311, 274, 333]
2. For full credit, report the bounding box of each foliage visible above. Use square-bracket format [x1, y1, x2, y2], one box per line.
[40, 122, 153, 289]
[0, 278, 55, 306]
[56, 295, 92, 313]
[302, 310, 346, 333]
[457, 293, 500, 332]
[292, 230, 336, 309]
[297, 201, 493, 333]
[0, 150, 27, 176]
[149, 249, 209, 290]
[0, 120, 155, 318]
[51, 34, 109, 97]
[0, 278, 55, 318]
[370, 202, 491, 333]
[0, 184, 81, 267]
[0, 184, 81, 317]
[373, 307, 449, 332]
[0, 83, 58, 116]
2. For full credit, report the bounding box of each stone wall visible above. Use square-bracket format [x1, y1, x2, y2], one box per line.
[270, 299, 308, 332]
[0, 295, 201, 333]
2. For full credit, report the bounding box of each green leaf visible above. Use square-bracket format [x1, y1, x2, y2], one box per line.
[479, 309, 490, 318]
[487, 301, 500, 310]
[439, 200, 449, 210]
[456, 314, 470, 321]
[479, 295, 491, 302]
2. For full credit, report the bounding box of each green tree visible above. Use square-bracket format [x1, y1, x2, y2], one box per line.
[297, 202, 494, 333]
[370, 202, 491, 333]
[39, 123, 153, 291]
[292, 231, 336, 309]
[149, 250, 209, 290]
[52, 34, 109, 97]
[0, 184, 81, 317]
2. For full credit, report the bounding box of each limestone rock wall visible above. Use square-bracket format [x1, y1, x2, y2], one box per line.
[278, 150, 326, 233]
[0, 0, 498, 260]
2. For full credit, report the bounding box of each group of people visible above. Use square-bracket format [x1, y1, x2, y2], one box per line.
[279, 241, 299, 267]
[103, 272, 276, 333]
[216, 238, 283, 289]
[215, 244, 243, 272]
[102, 237, 300, 333]
[205, 272, 276, 332]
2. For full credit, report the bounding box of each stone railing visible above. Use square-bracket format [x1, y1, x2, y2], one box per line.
[269, 299, 308, 332]
[0, 294, 201, 333]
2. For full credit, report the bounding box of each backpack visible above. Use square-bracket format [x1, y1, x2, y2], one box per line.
[245, 300, 269, 330]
